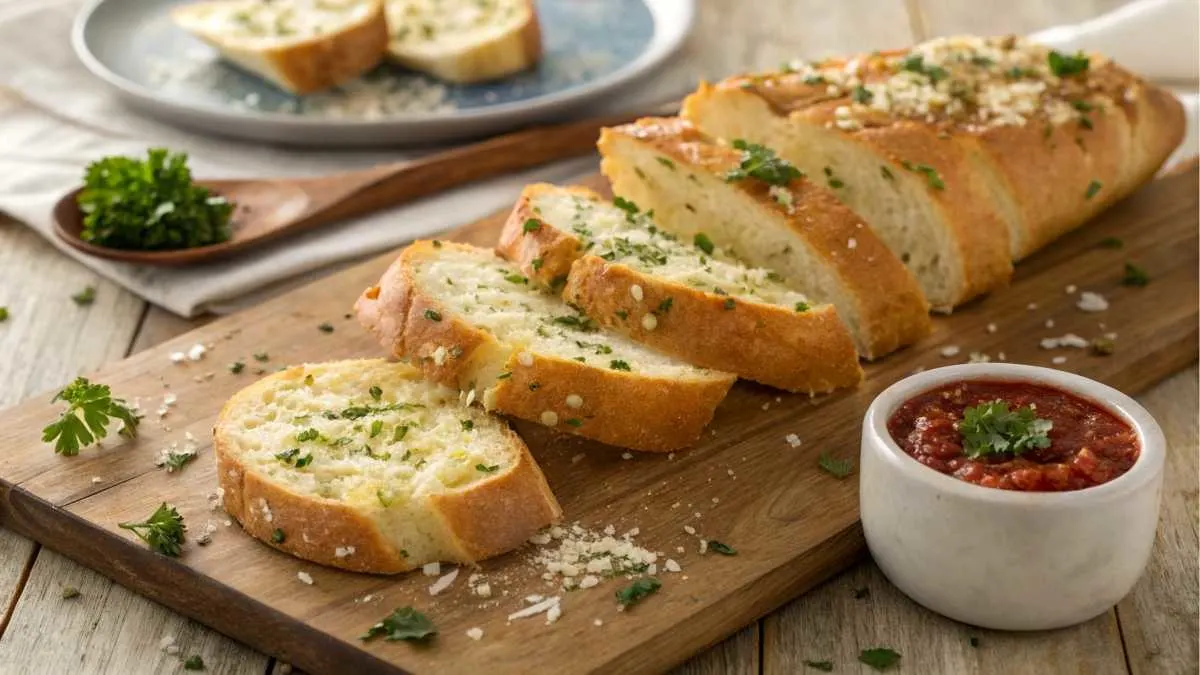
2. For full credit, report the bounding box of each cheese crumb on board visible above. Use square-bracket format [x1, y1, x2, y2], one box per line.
[297, 571, 314, 585]
[1077, 291, 1109, 312]
[529, 523, 657, 590]
[423, 562, 441, 576]
[466, 627, 484, 641]
[940, 345, 961, 357]
[1052, 356, 1068, 365]
[429, 568, 459, 596]
[785, 433, 802, 448]
[507, 596, 560, 621]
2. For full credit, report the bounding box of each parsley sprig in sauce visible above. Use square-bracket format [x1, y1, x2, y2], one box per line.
[959, 401, 1052, 459]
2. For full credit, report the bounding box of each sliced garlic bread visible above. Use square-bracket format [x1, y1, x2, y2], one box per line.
[384, 0, 541, 83]
[598, 118, 932, 359]
[355, 241, 736, 452]
[684, 36, 1184, 307]
[215, 359, 561, 574]
[497, 184, 864, 392]
[172, 0, 389, 95]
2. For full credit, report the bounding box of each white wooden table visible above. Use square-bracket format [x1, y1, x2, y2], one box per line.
[0, 1, 1196, 673]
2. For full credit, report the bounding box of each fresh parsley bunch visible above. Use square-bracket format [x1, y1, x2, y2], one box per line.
[42, 377, 141, 456]
[724, 140, 804, 186]
[959, 401, 1053, 459]
[77, 149, 233, 251]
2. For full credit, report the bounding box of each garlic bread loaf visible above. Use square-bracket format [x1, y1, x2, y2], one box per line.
[355, 241, 736, 452]
[214, 359, 561, 574]
[172, 0, 389, 95]
[683, 35, 1184, 309]
[597, 118, 932, 359]
[497, 184, 864, 392]
[384, 0, 541, 83]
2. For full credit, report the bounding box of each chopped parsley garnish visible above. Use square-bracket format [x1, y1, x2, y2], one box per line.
[610, 360, 632, 371]
[613, 196, 640, 219]
[476, 463, 499, 473]
[694, 232, 715, 255]
[725, 139, 804, 186]
[229, 361, 245, 374]
[42, 377, 141, 456]
[392, 425, 410, 442]
[531, 257, 544, 270]
[859, 647, 901, 671]
[1098, 236, 1123, 249]
[505, 273, 528, 285]
[253, 352, 269, 362]
[851, 85, 873, 104]
[72, 286, 97, 306]
[361, 607, 437, 642]
[77, 149, 233, 251]
[1122, 262, 1150, 287]
[880, 165, 894, 180]
[1091, 336, 1116, 355]
[461, 420, 474, 431]
[723, 298, 736, 310]
[369, 385, 382, 401]
[118, 502, 185, 556]
[0, 307, 7, 322]
[156, 451, 196, 473]
[656, 297, 674, 314]
[271, 528, 286, 544]
[901, 160, 945, 190]
[818, 453, 855, 478]
[615, 577, 661, 608]
[656, 156, 676, 170]
[566, 418, 583, 427]
[1006, 66, 1036, 79]
[423, 309, 442, 321]
[854, 586, 870, 599]
[552, 313, 596, 331]
[61, 586, 81, 600]
[803, 660, 833, 672]
[1048, 50, 1089, 77]
[304, 374, 314, 386]
[708, 541, 736, 556]
[296, 428, 319, 442]
[369, 420, 384, 438]
[1078, 115, 1094, 130]
[960, 401, 1052, 458]
[522, 218, 540, 233]
[1072, 100, 1095, 112]
[900, 54, 948, 83]
[794, 302, 810, 312]
[295, 453, 314, 468]
[377, 489, 394, 507]
[1085, 179, 1102, 200]
[275, 448, 300, 464]
[183, 655, 205, 671]
[317, 322, 334, 333]
[969, 636, 981, 648]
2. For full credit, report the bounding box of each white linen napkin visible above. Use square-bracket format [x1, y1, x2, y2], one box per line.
[0, 0, 1195, 317]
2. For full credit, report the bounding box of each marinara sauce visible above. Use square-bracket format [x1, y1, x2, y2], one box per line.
[887, 380, 1139, 491]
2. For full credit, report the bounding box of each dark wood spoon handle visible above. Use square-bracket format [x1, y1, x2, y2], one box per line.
[293, 101, 679, 229]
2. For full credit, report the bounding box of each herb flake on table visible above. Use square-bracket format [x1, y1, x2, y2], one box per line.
[183, 655, 205, 670]
[317, 322, 334, 333]
[118, 502, 185, 556]
[853, 586, 870, 599]
[42, 377, 141, 456]
[818, 453, 855, 478]
[1121, 262, 1149, 287]
[77, 149, 233, 251]
[859, 647, 901, 671]
[707, 541, 737, 556]
[959, 401, 1052, 458]
[61, 586, 81, 600]
[803, 660, 834, 672]
[156, 450, 196, 473]
[72, 286, 97, 306]
[1084, 179, 1102, 199]
[616, 577, 661, 608]
[361, 607, 437, 642]
[1098, 236, 1123, 249]
[0, 307, 7, 322]
[725, 139, 804, 185]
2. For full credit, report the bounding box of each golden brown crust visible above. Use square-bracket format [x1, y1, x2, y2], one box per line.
[355, 241, 736, 452]
[598, 118, 932, 358]
[496, 183, 584, 288]
[214, 363, 562, 574]
[563, 255, 862, 393]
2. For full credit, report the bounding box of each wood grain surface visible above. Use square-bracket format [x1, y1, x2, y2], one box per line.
[1, 1, 1195, 674]
[0, 166, 1195, 675]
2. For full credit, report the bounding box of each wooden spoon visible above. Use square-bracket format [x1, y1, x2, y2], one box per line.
[53, 101, 678, 266]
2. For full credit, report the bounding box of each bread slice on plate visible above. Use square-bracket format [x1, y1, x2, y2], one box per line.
[597, 118, 932, 359]
[355, 241, 736, 452]
[214, 358, 561, 574]
[497, 184, 864, 392]
[384, 0, 541, 83]
[172, 0, 389, 95]
[683, 36, 1185, 306]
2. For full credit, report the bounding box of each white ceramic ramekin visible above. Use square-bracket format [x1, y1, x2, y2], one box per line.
[860, 363, 1165, 631]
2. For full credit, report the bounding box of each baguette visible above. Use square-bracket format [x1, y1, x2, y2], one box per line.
[172, 0, 389, 95]
[384, 0, 541, 83]
[597, 118, 932, 359]
[497, 183, 863, 392]
[214, 359, 561, 574]
[683, 36, 1184, 308]
[355, 241, 736, 452]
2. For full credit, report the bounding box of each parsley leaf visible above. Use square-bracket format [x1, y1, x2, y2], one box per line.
[1091, 336, 1116, 356]
[725, 139, 804, 186]
[851, 85, 873, 104]
[156, 450, 196, 473]
[610, 360, 632, 371]
[1084, 180, 1103, 200]
[1098, 236, 1123, 249]
[613, 196, 640, 219]
[183, 655, 205, 670]
[0, 307, 8, 322]
[77, 149, 233, 251]
[708, 541, 737, 555]
[475, 463, 499, 473]
[369, 385, 382, 401]
[522, 218, 540, 233]
[424, 309, 442, 321]
[900, 54, 948, 82]
[361, 607, 437, 642]
[1048, 50, 1089, 77]
[859, 647, 901, 671]
[694, 232, 715, 255]
[118, 502, 186, 556]
[72, 286, 97, 306]
[901, 160, 945, 190]
[42, 377, 141, 456]
[960, 401, 1053, 458]
[803, 661, 834, 672]
[818, 453, 855, 478]
[1122, 262, 1150, 287]
[615, 577, 661, 608]
[271, 528, 285, 544]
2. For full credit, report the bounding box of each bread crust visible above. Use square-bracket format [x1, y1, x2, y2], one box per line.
[499, 183, 865, 391]
[355, 242, 736, 452]
[172, 0, 389, 95]
[384, 0, 542, 83]
[597, 119, 932, 358]
[214, 362, 562, 574]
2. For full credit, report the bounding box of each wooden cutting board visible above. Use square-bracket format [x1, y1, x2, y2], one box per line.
[0, 168, 1196, 675]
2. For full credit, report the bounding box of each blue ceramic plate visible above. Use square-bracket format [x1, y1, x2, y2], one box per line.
[72, 0, 694, 146]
